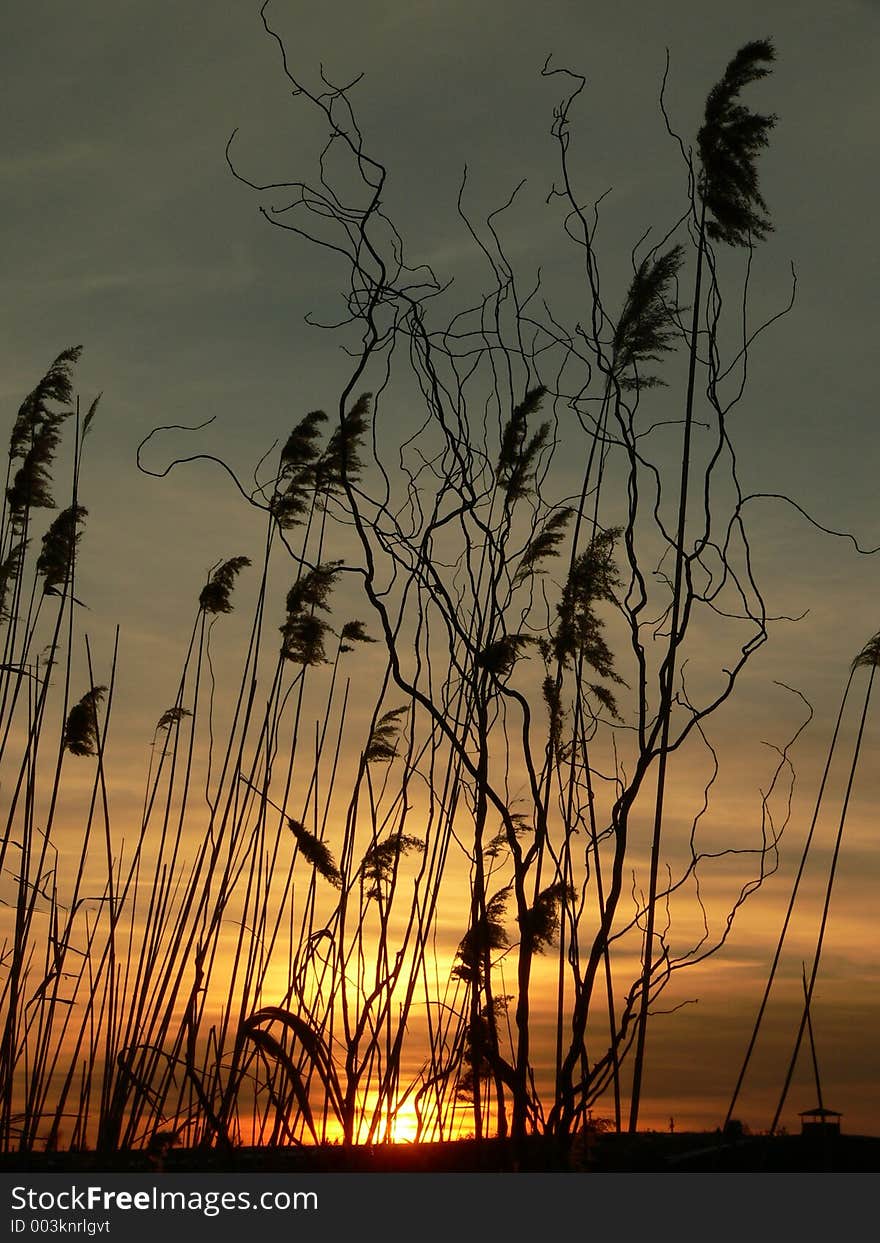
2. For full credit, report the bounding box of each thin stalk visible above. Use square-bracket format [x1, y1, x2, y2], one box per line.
[628, 200, 707, 1134]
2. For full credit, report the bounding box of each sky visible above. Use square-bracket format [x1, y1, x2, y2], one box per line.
[2, 0, 879, 1139]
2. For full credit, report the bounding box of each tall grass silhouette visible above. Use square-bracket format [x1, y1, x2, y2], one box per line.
[0, 27, 868, 1159]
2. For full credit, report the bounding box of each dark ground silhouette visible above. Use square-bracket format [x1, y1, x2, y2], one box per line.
[3, 1131, 878, 1173]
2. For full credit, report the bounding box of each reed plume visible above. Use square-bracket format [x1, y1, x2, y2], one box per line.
[36, 505, 87, 595]
[497, 386, 550, 502]
[612, 246, 684, 388]
[198, 556, 251, 614]
[63, 685, 106, 757]
[279, 562, 341, 664]
[698, 39, 776, 246]
[288, 817, 342, 887]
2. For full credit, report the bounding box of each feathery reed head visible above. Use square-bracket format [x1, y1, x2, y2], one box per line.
[364, 705, 407, 762]
[0, 541, 27, 621]
[279, 562, 341, 664]
[497, 386, 551, 501]
[280, 409, 327, 471]
[284, 562, 339, 616]
[475, 634, 533, 678]
[587, 681, 621, 720]
[612, 245, 685, 388]
[7, 416, 67, 520]
[522, 882, 574, 953]
[8, 347, 81, 462]
[36, 505, 88, 594]
[339, 618, 376, 652]
[288, 817, 342, 886]
[81, 393, 102, 442]
[272, 409, 327, 528]
[553, 527, 622, 677]
[456, 996, 513, 1098]
[852, 631, 880, 671]
[280, 614, 330, 665]
[698, 39, 777, 246]
[515, 508, 573, 583]
[485, 813, 529, 860]
[155, 706, 192, 732]
[542, 675, 565, 757]
[64, 686, 106, 757]
[314, 393, 371, 492]
[454, 891, 510, 984]
[198, 556, 251, 615]
[361, 833, 425, 899]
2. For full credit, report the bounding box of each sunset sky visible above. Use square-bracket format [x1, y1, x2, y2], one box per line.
[2, 0, 879, 1139]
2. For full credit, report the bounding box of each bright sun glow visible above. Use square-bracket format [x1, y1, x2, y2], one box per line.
[388, 1100, 419, 1144]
